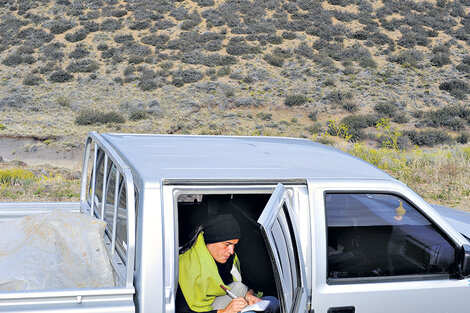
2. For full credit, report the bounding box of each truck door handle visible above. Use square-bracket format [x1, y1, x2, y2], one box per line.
[328, 306, 355, 313]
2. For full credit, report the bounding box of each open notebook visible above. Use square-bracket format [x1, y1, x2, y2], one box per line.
[241, 299, 270, 312]
[212, 281, 271, 312]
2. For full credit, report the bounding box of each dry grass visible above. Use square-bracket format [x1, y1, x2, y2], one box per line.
[343, 142, 470, 210]
[0, 161, 80, 201]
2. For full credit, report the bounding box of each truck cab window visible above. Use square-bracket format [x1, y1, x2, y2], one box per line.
[325, 193, 455, 281]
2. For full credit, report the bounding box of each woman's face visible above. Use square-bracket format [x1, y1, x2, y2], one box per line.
[207, 239, 239, 263]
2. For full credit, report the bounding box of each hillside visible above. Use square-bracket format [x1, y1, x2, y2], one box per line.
[0, 0, 469, 149]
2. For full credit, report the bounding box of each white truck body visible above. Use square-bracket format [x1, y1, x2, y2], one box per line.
[0, 132, 469, 313]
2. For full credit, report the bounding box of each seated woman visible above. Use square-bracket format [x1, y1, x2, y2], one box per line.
[176, 214, 280, 313]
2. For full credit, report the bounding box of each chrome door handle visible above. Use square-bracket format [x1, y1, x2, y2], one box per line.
[328, 306, 355, 313]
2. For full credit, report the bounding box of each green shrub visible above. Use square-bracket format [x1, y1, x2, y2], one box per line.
[456, 62, 470, 73]
[374, 102, 397, 117]
[129, 55, 145, 64]
[391, 112, 410, 124]
[403, 130, 452, 147]
[205, 68, 216, 77]
[129, 110, 148, 121]
[324, 90, 353, 104]
[462, 55, 470, 65]
[69, 44, 90, 59]
[430, 53, 451, 67]
[306, 122, 322, 134]
[456, 133, 469, 144]
[141, 34, 170, 48]
[172, 69, 204, 86]
[282, 31, 297, 40]
[264, 53, 284, 67]
[204, 40, 223, 52]
[56, 96, 70, 107]
[327, 119, 361, 141]
[75, 109, 125, 125]
[224, 89, 235, 98]
[432, 44, 450, 54]
[257, 112, 272, 121]
[358, 57, 377, 69]
[343, 66, 356, 75]
[129, 20, 150, 31]
[139, 78, 161, 91]
[159, 61, 174, 71]
[100, 18, 122, 31]
[295, 42, 314, 59]
[243, 75, 254, 84]
[83, 21, 99, 33]
[217, 66, 231, 77]
[341, 114, 379, 130]
[439, 79, 470, 99]
[49, 19, 75, 34]
[308, 111, 318, 122]
[2, 54, 25, 66]
[323, 78, 335, 86]
[66, 59, 99, 73]
[65, 28, 88, 42]
[110, 8, 127, 17]
[226, 38, 261, 55]
[181, 19, 201, 30]
[420, 106, 470, 130]
[114, 34, 134, 44]
[41, 42, 65, 60]
[342, 101, 359, 113]
[49, 70, 73, 83]
[284, 94, 308, 107]
[388, 49, 423, 68]
[23, 73, 43, 86]
[97, 43, 108, 51]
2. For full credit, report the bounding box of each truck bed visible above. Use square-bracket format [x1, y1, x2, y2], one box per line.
[0, 202, 135, 313]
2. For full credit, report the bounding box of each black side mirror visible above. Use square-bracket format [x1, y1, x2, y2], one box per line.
[455, 244, 470, 279]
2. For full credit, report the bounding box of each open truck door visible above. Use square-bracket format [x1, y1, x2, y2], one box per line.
[258, 183, 309, 313]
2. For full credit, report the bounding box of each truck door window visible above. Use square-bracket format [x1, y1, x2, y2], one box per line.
[104, 163, 118, 225]
[325, 193, 455, 281]
[89, 149, 105, 210]
[116, 182, 128, 252]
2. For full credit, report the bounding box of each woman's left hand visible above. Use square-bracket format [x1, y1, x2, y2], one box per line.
[245, 290, 262, 306]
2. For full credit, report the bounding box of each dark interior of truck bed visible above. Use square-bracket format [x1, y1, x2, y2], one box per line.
[177, 193, 278, 297]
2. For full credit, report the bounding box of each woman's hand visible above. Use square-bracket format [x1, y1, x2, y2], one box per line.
[245, 290, 262, 306]
[219, 297, 247, 313]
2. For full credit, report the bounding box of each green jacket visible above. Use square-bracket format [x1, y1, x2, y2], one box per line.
[179, 232, 241, 312]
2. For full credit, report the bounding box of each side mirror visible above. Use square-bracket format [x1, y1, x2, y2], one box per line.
[455, 244, 470, 279]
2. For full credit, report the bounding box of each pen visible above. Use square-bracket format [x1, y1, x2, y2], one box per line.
[220, 284, 237, 299]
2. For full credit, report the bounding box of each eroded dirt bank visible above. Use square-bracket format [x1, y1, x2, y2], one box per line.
[0, 136, 83, 170]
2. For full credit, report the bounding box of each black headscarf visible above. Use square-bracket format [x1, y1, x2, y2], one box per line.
[203, 214, 240, 244]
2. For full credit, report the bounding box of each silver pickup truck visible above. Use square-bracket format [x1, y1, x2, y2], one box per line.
[1, 132, 469, 313]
